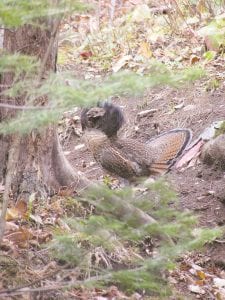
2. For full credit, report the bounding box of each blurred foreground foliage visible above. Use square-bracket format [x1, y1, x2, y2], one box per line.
[49, 180, 223, 296]
[0, 0, 220, 297]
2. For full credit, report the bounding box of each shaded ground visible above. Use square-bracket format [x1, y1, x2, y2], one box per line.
[2, 66, 225, 300]
[65, 81, 225, 226]
[65, 79, 225, 227]
[2, 2, 225, 299]
[62, 80, 225, 298]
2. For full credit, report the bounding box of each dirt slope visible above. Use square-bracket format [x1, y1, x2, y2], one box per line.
[64, 81, 225, 268]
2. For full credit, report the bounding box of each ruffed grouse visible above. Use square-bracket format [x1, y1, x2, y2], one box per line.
[81, 103, 192, 180]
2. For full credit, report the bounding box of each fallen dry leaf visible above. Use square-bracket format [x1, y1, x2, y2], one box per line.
[36, 231, 52, 244]
[80, 51, 93, 59]
[5, 221, 19, 232]
[30, 214, 43, 225]
[138, 41, 152, 58]
[190, 54, 200, 65]
[58, 186, 74, 197]
[197, 270, 207, 280]
[112, 55, 132, 73]
[195, 279, 205, 286]
[5, 200, 27, 221]
[6, 227, 33, 248]
[50, 199, 64, 215]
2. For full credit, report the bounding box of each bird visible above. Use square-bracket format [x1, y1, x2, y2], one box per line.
[81, 102, 192, 180]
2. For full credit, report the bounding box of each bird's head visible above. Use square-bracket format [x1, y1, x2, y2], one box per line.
[81, 102, 125, 137]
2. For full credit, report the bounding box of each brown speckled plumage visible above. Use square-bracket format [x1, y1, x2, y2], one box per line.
[81, 103, 192, 180]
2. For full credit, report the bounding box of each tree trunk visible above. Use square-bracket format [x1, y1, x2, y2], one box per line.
[0, 23, 90, 202]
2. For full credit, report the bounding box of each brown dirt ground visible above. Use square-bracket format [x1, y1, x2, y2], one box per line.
[3, 79, 224, 299]
[62, 80, 225, 296]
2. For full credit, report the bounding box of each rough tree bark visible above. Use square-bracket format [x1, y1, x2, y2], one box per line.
[0, 22, 90, 203]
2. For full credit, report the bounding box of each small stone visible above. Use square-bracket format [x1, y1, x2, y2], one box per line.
[207, 190, 215, 195]
[134, 126, 139, 132]
[174, 102, 184, 110]
[64, 151, 71, 156]
[183, 104, 196, 111]
[191, 263, 203, 271]
[137, 109, 157, 118]
[213, 277, 225, 288]
[144, 177, 155, 186]
[74, 144, 85, 151]
[188, 284, 205, 295]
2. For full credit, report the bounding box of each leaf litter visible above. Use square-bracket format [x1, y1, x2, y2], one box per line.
[2, 0, 225, 299]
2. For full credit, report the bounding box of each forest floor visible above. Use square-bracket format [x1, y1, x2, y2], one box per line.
[59, 1, 225, 297]
[2, 1, 225, 299]
[67, 81, 225, 237]
[64, 77, 225, 299]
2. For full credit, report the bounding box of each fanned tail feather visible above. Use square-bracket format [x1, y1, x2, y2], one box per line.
[148, 129, 192, 175]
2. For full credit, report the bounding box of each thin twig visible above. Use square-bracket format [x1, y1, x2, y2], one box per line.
[0, 266, 63, 294]
[0, 264, 151, 296]
[0, 272, 113, 296]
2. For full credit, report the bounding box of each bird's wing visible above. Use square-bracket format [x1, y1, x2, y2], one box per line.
[147, 129, 192, 174]
[99, 146, 140, 179]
